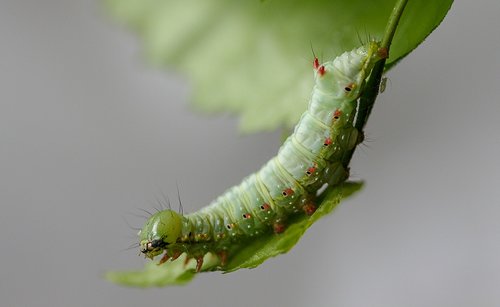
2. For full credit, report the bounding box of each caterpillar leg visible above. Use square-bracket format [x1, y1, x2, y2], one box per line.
[302, 201, 317, 216]
[273, 201, 316, 233]
[171, 250, 183, 261]
[195, 257, 204, 272]
[158, 252, 170, 265]
[217, 250, 228, 267]
[273, 222, 286, 234]
[182, 255, 204, 272]
[299, 194, 317, 216]
[158, 250, 182, 265]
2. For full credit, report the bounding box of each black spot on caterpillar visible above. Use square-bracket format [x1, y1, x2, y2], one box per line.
[138, 42, 387, 272]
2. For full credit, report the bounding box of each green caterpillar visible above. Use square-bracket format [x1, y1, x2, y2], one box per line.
[139, 41, 387, 272]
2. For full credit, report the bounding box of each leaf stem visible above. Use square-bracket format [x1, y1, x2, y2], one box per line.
[339, 0, 408, 169]
[382, 0, 409, 50]
[355, 0, 409, 131]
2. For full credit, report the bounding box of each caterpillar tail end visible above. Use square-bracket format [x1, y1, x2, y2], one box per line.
[365, 41, 387, 69]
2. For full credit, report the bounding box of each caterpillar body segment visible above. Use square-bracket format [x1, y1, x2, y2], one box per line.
[139, 42, 386, 271]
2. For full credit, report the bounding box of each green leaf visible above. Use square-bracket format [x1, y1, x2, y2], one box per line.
[104, 0, 453, 133]
[106, 182, 363, 287]
[105, 253, 219, 287]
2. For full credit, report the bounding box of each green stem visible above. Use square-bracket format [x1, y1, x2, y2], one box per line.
[355, 0, 408, 131]
[339, 0, 408, 169]
[382, 0, 408, 50]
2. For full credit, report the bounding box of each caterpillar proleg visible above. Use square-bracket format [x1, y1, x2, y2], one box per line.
[138, 41, 387, 272]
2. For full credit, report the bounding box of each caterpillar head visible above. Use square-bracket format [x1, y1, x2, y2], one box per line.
[314, 41, 386, 99]
[138, 210, 182, 259]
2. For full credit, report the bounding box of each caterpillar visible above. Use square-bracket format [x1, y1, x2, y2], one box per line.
[138, 41, 387, 272]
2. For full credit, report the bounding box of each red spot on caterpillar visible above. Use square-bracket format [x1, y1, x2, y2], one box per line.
[318, 65, 326, 76]
[333, 109, 342, 120]
[313, 57, 320, 69]
[303, 203, 317, 216]
[260, 203, 270, 211]
[378, 47, 388, 59]
[306, 166, 316, 176]
[273, 222, 286, 234]
[324, 137, 332, 146]
[282, 188, 294, 197]
[242, 213, 251, 219]
[344, 83, 356, 92]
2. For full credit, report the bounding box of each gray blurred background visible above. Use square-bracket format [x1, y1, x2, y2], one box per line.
[1, 1, 499, 306]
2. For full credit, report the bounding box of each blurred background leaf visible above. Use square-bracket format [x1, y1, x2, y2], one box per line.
[104, 0, 453, 132]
